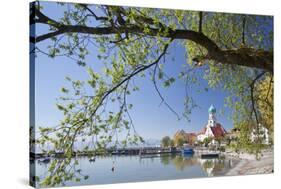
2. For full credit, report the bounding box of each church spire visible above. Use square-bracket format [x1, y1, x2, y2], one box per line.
[208, 105, 216, 127]
[208, 104, 216, 114]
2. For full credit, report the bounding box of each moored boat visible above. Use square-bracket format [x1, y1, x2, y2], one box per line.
[182, 144, 194, 155]
[201, 153, 219, 159]
[182, 148, 194, 155]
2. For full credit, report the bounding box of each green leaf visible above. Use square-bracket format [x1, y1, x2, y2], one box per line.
[61, 87, 69, 93]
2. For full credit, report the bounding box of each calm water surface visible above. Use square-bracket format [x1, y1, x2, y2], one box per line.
[35, 154, 238, 187]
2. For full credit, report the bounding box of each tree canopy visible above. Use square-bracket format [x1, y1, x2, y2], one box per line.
[30, 1, 273, 187]
[161, 136, 171, 147]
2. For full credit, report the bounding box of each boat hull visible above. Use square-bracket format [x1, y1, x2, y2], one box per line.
[182, 148, 194, 155]
[201, 153, 219, 159]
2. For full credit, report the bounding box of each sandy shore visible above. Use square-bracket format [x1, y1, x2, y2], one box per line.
[225, 149, 274, 176]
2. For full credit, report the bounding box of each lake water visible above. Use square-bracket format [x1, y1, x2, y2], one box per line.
[34, 154, 238, 187]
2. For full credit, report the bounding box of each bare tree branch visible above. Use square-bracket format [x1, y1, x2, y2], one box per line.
[242, 16, 246, 45]
[79, 4, 108, 21]
[152, 63, 181, 120]
[199, 11, 203, 33]
[250, 71, 266, 126]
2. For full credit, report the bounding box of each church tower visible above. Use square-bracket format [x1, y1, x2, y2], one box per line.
[208, 105, 216, 127]
[197, 104, 227, 142]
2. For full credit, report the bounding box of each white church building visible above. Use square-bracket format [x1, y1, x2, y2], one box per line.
[197, 105, 227, 142]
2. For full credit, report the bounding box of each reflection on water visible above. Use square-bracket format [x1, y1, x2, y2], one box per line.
[33, 154, 238, 187]
[172, 155, 199, 171]
[199, 157, 234, 176]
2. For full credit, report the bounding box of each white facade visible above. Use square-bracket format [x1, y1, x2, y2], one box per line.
[250, 124, 269, 145]
[197, 126, 214, 142]
[197, 105, 217, 142]
[208, 112, 216, 127]
[196, 105, 227, 145]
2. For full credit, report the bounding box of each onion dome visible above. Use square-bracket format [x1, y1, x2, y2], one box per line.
[208, 104, 216, 113]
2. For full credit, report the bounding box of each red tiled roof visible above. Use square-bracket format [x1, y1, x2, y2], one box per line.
[210, 123, 226, 137]
[197, 123, 227, 137]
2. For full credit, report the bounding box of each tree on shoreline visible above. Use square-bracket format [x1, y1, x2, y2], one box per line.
[170, 139, 175, 147]
[174, 135, 186, 147]
[30, 1, 273, 186]
[161, 136, 171, 147]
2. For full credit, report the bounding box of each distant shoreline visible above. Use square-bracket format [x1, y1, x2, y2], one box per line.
[30, 146, 182, 159]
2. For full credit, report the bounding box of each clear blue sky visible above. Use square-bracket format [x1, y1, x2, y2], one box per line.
[34, 2, 234, 140]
